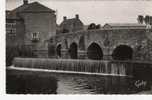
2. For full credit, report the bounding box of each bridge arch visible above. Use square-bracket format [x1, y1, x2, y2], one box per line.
[87, 42, 103, 60]
[56, 44, 62, 58]
[112, 45, 133, 60]
[69, 42, 78, 59]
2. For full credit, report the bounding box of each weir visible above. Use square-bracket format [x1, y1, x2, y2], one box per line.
[12, 58, 152, 77]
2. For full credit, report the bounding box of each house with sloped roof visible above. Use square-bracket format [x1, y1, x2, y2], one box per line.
[59, 14, 84, 34]
[6, 0, 56, 57]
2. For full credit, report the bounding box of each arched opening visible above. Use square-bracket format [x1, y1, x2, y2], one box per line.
[69, 42, 78, 59]
[87, 42, 103, 60]
[112, 45, 133, 60]
[56, 44, 61, 57]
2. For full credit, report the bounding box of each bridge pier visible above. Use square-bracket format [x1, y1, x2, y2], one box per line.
[61, 49, 87, 59]
[60, 48, 112, 60]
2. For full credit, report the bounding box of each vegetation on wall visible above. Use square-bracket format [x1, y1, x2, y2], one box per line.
[134, 39, 152, 61]
[6, 45, 36, 66]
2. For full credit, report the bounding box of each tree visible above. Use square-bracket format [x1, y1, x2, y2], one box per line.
[137, 15, 144, 24]
[145, 15, 150, 25]
[88, 23, 96, 30]
[6, 45, 36, 66]
[96, 24, 101, 29]
[150, 16, 152, 25]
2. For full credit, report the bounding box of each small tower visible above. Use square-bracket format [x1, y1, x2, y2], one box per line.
[63, 16, 67, 21]
[23, 0, 28, 5]
[75, 14, 79, 19]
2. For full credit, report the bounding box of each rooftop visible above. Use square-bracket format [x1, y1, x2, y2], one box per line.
[6, 1, 55, 19]
[103, 23, 146, 29]
[60, 14, 83, 26]
[104, 23, 146, 27]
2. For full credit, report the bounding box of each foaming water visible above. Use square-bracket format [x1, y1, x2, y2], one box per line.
[8, 57, 152, 94]
[8, 66, 128, 77]
[13, 58, 135, 76]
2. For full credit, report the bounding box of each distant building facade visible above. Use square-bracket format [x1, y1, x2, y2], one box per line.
[6, 0, 56, 57]
[58, 14, 84, 34]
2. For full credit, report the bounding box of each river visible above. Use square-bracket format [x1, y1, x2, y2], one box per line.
[6, 67, 152, 94]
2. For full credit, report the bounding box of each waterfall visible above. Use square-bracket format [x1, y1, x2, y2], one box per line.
[13, 58, 136, 76]
[118, 64, 126, 75]
[111, 63, 118, 75]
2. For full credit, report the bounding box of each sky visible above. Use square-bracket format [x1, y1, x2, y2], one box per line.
[6, 0, 152, 25]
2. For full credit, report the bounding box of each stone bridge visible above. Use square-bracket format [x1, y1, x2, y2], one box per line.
[49, 28, 152, 61]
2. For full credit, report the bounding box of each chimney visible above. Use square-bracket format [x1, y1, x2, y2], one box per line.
[23, 0, 28, 5]
[63, 16, 67, 21]
[75, 14, 79, 19]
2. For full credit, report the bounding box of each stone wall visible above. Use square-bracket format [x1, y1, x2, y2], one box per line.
[51, 28, 152, 61]
[6, 19, 25, 47]
[20, 12, 56, 57]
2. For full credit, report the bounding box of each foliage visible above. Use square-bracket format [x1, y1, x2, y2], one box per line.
[137, 15, 152, 25]
[6, 45, 36, 66]
[145, 15, 150, 25]
[88, 23, 96, 30]
[88, 23, 101, 30]
[137, 15, 144, 24]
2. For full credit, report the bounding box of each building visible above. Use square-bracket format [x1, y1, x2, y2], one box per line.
[58, 14, 84, 34]
[6, 1, 152, 61]
[6, 0, 56, 57]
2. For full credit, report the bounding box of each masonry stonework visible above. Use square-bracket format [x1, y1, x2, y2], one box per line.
[50, 28, 152, 61]
[6, 1, 56, 58]
[20, 12, 56, 57]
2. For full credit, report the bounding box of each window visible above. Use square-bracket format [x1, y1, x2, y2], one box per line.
[7, 29, 16, 36]
[6, 22, 16, 37]
[31, 32, 40, 42]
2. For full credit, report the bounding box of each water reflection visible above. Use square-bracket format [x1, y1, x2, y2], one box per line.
[55, 74, 133, 94]
[6, 68, 152, 94]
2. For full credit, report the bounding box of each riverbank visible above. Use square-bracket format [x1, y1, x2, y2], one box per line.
[6, 68, 58, 94]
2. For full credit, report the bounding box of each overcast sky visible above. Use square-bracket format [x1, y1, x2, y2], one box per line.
[6, 0, 152, 25]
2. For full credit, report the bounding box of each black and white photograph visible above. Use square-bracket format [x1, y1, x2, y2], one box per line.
[5, 0, 152, 95]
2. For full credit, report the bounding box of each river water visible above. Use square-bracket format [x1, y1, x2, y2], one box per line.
[6, 67, 152, 94]
[52, 73, 151, 94]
